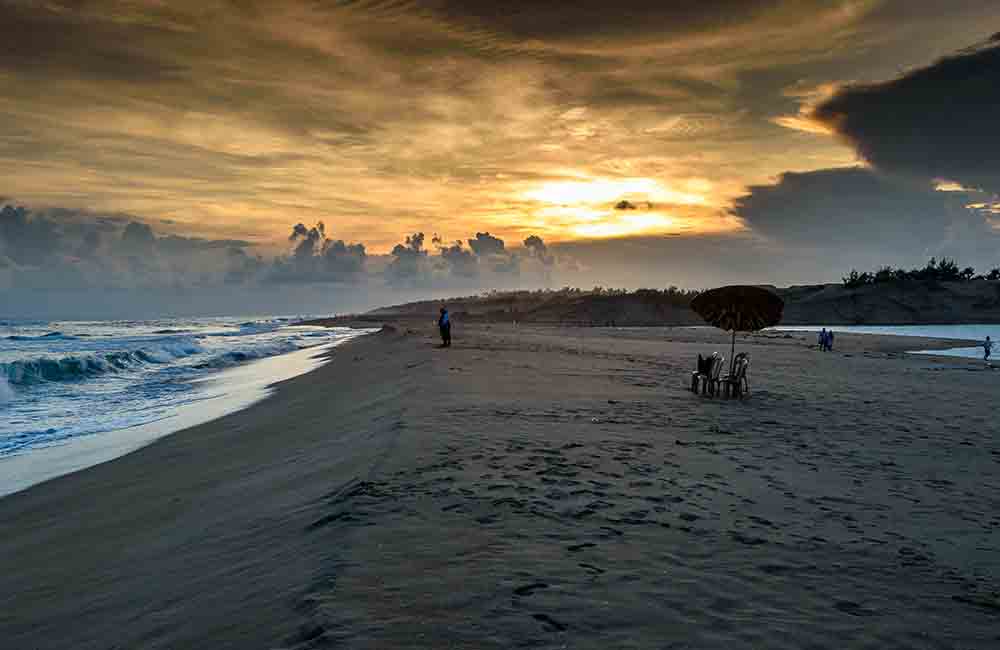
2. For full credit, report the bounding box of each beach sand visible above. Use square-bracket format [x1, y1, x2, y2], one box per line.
[1, 324, 998, 649]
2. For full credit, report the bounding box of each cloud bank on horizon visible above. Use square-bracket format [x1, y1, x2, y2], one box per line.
[0, 204, 560, 292]
[2, 0, 1000, 315]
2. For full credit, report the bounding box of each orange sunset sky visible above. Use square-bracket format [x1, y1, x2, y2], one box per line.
[3, 1, 1000, 315]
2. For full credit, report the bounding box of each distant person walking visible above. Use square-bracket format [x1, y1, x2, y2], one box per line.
[827, 329, 834, 351]
[985, 335, 993, 363]
[438, 306, 451, 347]
[818, 328, 828, 351]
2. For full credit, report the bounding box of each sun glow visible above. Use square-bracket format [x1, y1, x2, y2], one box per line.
[522, 178, 709, 207]
[570, 211, 678, 238]
[517, 176, 718, 239]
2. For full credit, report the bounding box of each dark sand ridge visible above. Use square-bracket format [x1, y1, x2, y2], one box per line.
[325, 279, 1000, 327]
[1, 325, 998, 648]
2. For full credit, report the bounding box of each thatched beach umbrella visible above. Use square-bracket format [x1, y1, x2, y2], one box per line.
[690, 285, 784, 375]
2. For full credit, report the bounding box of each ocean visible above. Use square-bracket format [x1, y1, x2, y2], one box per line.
[0, 317, 370, 496]
[775, 324, 998, 358]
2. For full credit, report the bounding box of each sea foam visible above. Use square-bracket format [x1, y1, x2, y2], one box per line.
[0, 317, 362, 465]
[1, 339, 204, 385]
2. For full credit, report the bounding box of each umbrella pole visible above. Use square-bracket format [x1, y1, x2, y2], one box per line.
[730, 330, 736, 376]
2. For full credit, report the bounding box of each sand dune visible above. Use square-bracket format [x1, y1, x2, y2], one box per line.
[322, 279, 1000, 327]
[1, 324, 998, 648]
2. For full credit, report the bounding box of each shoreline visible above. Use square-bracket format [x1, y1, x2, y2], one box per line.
[1, 324, 997, 648]
[0, 331, 371, 498]
[0, 326, 403, 648]
[309, 316, 987, 349]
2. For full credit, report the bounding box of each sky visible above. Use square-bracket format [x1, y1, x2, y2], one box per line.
[2, 1, 999, 317]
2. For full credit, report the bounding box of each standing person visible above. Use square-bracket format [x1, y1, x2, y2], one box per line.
[438, 306, 451, 347]
[827, 329, 834, 352]
[819, 328, 828, 351]
[985, 335, 993, 364]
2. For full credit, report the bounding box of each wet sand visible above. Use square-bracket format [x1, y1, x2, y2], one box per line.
[1, 324, 998, 649]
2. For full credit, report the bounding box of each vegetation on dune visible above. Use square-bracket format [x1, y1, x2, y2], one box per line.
[474, 285, 701, 305]
[334, 261, 1000, 327]
[364, 285, 705, 326]
[842, 258, 1000, 289]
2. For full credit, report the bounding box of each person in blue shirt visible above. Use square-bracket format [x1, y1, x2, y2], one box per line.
[438, 306, 451, 347]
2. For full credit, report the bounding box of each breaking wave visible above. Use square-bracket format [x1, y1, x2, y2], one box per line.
[192, 340, 302, 369]
[0, 317, 364, 475]
[2, 339, 204, 386]
[0, 334, 329, 387]
[6, 331, 77, 342]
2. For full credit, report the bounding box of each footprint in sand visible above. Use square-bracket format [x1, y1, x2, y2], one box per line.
[532, 613, 568, 632]
[305, 510, 356, 531]
[513, 582, 549, 597]
[579, 563, 605, 574]
[731, 531, 768, 545]
[834, 600, 878, 617]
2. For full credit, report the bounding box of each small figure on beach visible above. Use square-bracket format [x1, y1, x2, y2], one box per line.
[985, 335, 993, 364]
[817, 328, 834, 351]
[438, 306, 451, 347]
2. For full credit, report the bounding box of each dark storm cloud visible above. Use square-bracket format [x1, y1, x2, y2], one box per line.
[120, 222, 156, 254]
[3, 202, 560, 295]
[289, 222, 326, 260]
[467, 232, 506, 257]
[523, 235, 554, 266]
[218, 246, 259, 285]
[385, 228, 560, 285]
[811, 38, 1000, 193]
[731, 167, 999, 266]
[0, 205, 61, 265]
[269, 222, 367, 283]
[435, 232, 560, 280]
[437, 240, 479, 278]
[0, 203, 266, 289]
[321, 240, 368, 274]
[0, 205, 130, 264]
[467, 231, 524, 275]
[393, 232, 427, 257]
[76, 230, 102, 260]
[386, 232, 430, 286]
